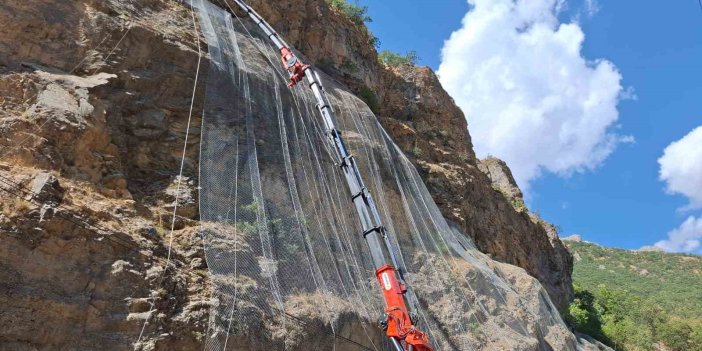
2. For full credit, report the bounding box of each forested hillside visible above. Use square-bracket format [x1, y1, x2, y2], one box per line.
[564, 240, 702, 350]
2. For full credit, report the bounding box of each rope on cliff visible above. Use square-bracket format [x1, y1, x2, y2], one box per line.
[135, 1, 204, 347]
[165, 10, 202, 284]
[70, 26, 120, 74]
[0, 174, 382, 351]
[212, 288, 379, 351]
[215, 4, 386, 348]
[279, 309, 378, 351]
[193, 2, 390, 350]
[215, 0, 290, 83]
[220, 135, 240, 351]
[0, 173, 202, 272]
[0, 22, 135, 161]
[91, 24, 133, 75]
[0, 174, 136, 248]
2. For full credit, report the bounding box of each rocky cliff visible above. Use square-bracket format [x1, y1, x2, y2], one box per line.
[1, 1, 209, 349]
[0, 0, 579, 350]
[239, 0, 573, 311]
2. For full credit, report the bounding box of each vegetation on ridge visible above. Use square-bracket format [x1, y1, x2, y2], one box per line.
[325, 0, 372, 25]
[379, 50, 420, 67]
[324, 0, 379, 48]
[564, 240, 702, 351]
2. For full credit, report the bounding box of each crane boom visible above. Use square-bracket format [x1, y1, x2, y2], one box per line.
[226, 1, 434, 350]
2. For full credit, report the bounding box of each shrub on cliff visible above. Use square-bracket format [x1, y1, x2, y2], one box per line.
[355, 86, 379, 113]
[379, 50, 419, 67]
[325, 0, 372, 25]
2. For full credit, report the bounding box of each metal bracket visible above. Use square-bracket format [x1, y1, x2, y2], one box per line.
[339, 155, 354, 168]
[352, 188, 366, 201]
[363, 226, 383, 238]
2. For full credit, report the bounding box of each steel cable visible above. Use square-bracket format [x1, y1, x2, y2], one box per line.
[0, 23, 134, 161]
[135, 1, 203, 346]
[0, 173, 379, 351]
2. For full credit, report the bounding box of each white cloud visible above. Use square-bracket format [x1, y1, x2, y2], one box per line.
[584, 0, 600, 17]
[620, 86, 638, 101]
[656, 216, 702, 253]
[658, 125, 702, 210]
[437, 0, 629, 190]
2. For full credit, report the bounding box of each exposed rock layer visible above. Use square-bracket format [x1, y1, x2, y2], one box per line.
[1, 0, 578, 349]
[233, 0, 573, 311]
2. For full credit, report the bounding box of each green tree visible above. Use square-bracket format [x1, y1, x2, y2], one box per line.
[564, 241, 702, 350]
[378, 50, 420, 67]
[325, 0, 372, 25]
[565, 285, 609, 342]
[690, 323, 702, 351]
[658, 318, 697, 351]
[567, 288, 592, 325]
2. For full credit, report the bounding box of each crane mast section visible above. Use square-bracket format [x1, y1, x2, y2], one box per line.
[224, 2, 434, 350]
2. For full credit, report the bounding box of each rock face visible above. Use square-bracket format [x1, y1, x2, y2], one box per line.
[233, 0, 382, 90]
[562, 234, 584, 243]
[376, 67, 573, 309]
[165, 0, 563, 309]
[0, 170, 210, 350]
[478, 157, 524, 202]
[0, 0, 579, 349]
[1, 0, 209, 349]
[239, 2, 573, 309]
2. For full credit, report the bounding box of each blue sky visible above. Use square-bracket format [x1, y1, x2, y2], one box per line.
[357, 0, 702, 252]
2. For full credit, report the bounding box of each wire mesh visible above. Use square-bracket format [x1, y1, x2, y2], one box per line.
[192, 1, 574, 350]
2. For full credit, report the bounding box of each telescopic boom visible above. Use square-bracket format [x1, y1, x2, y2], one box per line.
[227, 1, 434, 350]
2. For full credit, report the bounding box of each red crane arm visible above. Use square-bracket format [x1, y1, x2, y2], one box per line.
[228, 1, 434, 350]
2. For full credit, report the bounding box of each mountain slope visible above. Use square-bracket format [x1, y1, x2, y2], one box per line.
[564, 239, 702, 350]
[567, 240, 701, 319]
[0, 0, 584, 350]
[240, 0, 574, 309]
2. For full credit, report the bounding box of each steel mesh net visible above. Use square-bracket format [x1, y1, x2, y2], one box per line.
[192, 1, 572, 350]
